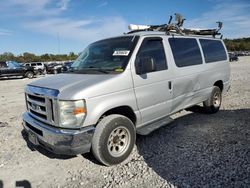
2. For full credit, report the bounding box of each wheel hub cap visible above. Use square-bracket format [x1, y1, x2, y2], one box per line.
[213, 92, 221, 107]
[107, 126, 130, 157]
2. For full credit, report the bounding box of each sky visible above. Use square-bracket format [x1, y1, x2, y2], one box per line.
[0, 0, 250, 55]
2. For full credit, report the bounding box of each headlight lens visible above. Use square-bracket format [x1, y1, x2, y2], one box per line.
[58, 100, 86, 128]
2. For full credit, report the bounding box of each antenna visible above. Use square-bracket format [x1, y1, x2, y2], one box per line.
[168, 15, 173, 25]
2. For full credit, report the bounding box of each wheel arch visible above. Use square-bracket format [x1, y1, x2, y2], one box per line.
[98, 106, 137, 126]
[214, 80, 223, 91]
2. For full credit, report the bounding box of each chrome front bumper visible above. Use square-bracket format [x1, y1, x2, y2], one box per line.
[22, 112, 95, 155]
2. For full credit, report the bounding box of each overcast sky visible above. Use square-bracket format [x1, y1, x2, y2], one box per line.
[0, 0, 250, 55]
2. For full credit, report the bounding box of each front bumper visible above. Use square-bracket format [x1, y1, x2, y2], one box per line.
[22, 112, 95, 155]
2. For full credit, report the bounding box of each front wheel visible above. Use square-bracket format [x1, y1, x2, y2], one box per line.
[203, 86, 222, 113]
[91, 115, 136, 166]
[25, 71, 34, 79]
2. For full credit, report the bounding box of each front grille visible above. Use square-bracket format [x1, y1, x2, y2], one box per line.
[28, 94, 45, 103]
[30, 109, 47, 119]
[26, 93, 56, 126]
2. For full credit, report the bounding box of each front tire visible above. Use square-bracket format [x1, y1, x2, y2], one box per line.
[25, 71, 34, 79]
[203, 86, 222, 113]
[91, 115, 136, 166]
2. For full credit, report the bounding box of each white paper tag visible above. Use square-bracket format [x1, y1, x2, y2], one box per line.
[113, 50, 130, 56]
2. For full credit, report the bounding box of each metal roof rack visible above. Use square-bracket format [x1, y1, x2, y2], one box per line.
[127, 13, 223, 38]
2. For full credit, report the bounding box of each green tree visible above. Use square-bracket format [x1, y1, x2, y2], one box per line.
[0, 52, 15, 61]
[23, 52, 37, 62]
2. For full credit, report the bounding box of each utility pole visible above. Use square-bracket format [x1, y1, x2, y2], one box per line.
[57, 32, 61, 54]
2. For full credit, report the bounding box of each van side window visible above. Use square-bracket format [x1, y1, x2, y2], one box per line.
[136, 38, 167, 72]
[199, 39, 227, 63]
[169, 38, 202, 67]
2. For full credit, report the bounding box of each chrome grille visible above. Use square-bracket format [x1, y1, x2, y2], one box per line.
[25, 86, 59, 126]
[26, 93, 54, 125]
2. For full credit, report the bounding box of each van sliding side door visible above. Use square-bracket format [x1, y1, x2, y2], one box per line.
[168, 38, 203, 112]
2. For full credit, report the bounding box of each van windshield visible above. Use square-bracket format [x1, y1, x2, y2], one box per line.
[69, 36, 138, 74]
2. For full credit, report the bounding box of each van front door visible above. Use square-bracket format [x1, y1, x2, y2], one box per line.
[132, 37, 173, 125]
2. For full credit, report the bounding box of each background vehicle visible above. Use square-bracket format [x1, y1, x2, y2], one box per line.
[61, 61, 73, 72]
[0, 61, 35, 79]
[24, 62, 46, 75]
[229, 53, 239, 62]
[46, 63, 63, 74]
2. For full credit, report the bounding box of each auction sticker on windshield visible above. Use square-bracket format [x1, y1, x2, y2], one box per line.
[113, 50, 130, 56]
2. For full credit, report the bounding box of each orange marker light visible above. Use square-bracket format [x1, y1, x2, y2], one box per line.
[73, 107, 86, 115]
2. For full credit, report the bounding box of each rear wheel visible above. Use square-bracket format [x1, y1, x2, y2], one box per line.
[91, 114, 136, 166]
[38, 69, 43, 75]
[203, 86, 222, 113]
[25, 71, 34, 79]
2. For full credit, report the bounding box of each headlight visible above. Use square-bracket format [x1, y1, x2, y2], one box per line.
[58, 100, 86, 128]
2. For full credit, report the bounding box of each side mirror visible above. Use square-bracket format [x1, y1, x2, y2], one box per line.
[136, 57, 156, 75]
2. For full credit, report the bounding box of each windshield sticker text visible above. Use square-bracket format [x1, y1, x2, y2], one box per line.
[113, 50, 130, 56]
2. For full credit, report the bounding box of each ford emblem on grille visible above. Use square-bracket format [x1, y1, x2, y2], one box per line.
[31, 103, 40, 111]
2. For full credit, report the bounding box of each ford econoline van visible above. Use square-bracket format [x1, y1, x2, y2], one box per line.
[22, 31, 230, 166]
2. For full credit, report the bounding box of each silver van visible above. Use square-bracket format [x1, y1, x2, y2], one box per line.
[22, 31, 230, 166]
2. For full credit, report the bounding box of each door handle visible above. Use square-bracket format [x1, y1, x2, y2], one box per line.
[168, 81, 172, 90]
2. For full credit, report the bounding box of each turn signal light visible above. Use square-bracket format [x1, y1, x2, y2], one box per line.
[73, 107, 86, 115]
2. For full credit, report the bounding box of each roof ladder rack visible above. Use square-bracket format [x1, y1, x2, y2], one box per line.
[127, 13, 223, 38]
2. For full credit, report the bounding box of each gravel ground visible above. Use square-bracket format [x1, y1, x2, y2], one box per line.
[0, 57, 249, 188]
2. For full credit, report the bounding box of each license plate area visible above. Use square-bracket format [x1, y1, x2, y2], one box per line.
[28, 131, 38, 145]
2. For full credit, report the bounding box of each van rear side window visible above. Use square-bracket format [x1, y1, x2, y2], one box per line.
[169, 38, 202, 67]
[199, 39, 227, 63]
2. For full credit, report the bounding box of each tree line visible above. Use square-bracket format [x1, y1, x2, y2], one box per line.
[0, 37, 250, 63]
[0, 52, 78, 63]
[224, 37, 250, 51]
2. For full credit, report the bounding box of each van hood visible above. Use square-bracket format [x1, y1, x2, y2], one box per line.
[28, 73, 131, 100]
[29, 74, 114, 91]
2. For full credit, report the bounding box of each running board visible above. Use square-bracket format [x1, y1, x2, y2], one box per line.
[136, 117, 174, 135]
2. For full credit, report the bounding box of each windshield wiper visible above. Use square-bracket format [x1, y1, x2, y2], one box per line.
[67, 66, 109, 74]
[84, 66, 110, 74]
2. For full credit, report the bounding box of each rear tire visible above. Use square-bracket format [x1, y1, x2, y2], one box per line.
[91, 114, 136, 166]
[38, 69, 43, 75]
[25, 71, 34, 79]
[203, 86, 222, 113]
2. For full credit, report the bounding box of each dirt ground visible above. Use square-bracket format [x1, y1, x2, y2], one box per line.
[0, 57, 249, 188]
